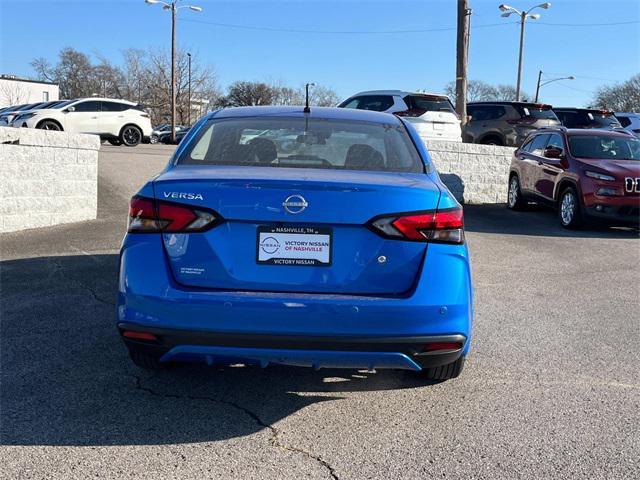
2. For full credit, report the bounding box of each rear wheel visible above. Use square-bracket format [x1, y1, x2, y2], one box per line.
[129, 349, 163, 370]
[418, 357, 465, 380]
[37, 120, 62, 131]
[120, 125, 142, 147]
[507, 175, 526, 210]
[480, 135, 503, 146]
[559, 186, 583, 229]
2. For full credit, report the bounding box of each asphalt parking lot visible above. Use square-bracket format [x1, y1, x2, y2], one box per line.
[1, 144, 639, 479]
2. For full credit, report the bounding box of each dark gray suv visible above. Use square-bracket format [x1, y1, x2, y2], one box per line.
[464, 102, 561, 147]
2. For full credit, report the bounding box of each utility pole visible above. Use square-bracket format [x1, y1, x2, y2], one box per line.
[455, 0, 471, 127]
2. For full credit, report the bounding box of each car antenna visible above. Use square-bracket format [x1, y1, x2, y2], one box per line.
[304, 82, 315, 113]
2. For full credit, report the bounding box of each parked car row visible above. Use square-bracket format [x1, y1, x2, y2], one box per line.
[0, 98, 153, 146]
[334, 91, 639, 148]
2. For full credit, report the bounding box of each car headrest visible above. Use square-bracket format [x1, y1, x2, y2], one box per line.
[345, 144, 385, 170]
[222, 144, 256, 164]
[249, 138, 277, 164]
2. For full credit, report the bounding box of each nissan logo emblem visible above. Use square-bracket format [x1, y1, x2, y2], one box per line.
[282, 194, 308, 214]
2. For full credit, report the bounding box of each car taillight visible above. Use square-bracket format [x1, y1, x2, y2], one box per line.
[395, 108, 427, 118]
[369, 208, 464, 244]
[507, 117, 537, 126]
[128, 196, 219, 233]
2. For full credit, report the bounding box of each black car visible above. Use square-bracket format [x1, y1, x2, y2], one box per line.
[553, 108, 622, 130]
[159, 127, 190, 144]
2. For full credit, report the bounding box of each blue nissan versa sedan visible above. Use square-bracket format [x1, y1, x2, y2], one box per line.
[117, 106, 473, 380]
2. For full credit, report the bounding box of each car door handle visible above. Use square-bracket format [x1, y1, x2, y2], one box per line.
[91, 116, 98, 119]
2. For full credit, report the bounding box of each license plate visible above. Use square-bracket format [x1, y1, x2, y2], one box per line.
[257, 226, 332, 266]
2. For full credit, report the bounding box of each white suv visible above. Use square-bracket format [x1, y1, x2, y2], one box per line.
[338, 90, 462, 142]
[615, 112, 640, 137]
[11, 98, 153, 146]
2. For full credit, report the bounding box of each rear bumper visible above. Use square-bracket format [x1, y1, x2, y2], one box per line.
[119, 324, 466, 370]
[117, 234, 473, 369]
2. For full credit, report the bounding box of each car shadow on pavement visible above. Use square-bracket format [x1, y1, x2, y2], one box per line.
[464, 204, 639, 239]
[0, 254, 435, 447]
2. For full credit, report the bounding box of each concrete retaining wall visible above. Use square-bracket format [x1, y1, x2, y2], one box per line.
[0, 127, 100, 233]
[426, 140, 515, 204]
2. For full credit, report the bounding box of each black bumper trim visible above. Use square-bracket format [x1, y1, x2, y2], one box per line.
[118, 323, 467, 369]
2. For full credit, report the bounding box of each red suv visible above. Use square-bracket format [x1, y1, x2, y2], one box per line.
[507, 127, 640, 228]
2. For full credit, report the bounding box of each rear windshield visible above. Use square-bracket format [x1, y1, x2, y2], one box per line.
[177, 116, 425, 173]
[515, 105, 558, 120]
[556, 110, 621, 128]
[568, 135, 640, 160]
[404, 95, 455, 113]
[586, 112, 621, 128]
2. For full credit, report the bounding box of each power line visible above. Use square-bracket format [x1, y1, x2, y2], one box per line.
[180, 18, 515, 34]
[180, 18, 639, 34]
[534, 20, 640, 27]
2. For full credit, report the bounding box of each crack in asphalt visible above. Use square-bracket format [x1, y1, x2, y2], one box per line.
[132, 375, 340, 480]
[51, 259, 116, 306]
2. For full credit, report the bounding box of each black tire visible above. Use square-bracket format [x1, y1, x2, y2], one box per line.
[36, 120, 62, 131]
[418, 357, 465, 380]
[108, 138, 123, 146]
[149, 134, 159, 144]
[558, 186, 583, 229]
[129, 349, 163, 370]
[480, 135, 503, 146]
[507, 174, 526, 210]
[120, 125, 142, 147]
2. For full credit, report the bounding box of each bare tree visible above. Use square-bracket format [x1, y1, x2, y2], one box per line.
[305, 85, 340, 107]
[445, 80, 530, 103]
[31, 47, 220, 125]
[258, 81, 340, 107]
[0, 81, 30, 105]
[592, 74, 640, 112]
[219, 81, 276, 107]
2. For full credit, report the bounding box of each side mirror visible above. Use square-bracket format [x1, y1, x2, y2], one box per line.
[467, 115, 473, 123]
[544, 146, 563, 159]
[65, 106, 75, 113]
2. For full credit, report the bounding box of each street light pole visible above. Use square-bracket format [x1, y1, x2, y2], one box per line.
[499, 3, 551, 102]
[535, 70, 543, 103]
[534, 71, 575, 102]
[145, 0, 202, 142]
[187, 52, 192, 126]
[515, 11, 526, 102]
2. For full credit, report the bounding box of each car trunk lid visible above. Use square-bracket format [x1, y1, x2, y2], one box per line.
[153, 166, 442, 294]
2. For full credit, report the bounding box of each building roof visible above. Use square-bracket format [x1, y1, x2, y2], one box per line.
[0, 75, 58, 86]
